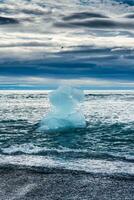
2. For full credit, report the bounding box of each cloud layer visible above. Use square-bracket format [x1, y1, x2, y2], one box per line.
[0, 0, 134, 88]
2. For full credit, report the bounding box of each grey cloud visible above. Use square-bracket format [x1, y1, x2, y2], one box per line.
[21, 8, 50, 16]
[55, 46, 134, 64]
[0, 41, 51, 48]
[0, 16, 18, 25]
[63, 12, 108, 21]
[55, 18, 134, 30]
[124, 14, 134, 18]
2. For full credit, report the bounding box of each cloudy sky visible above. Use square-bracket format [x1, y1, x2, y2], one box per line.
[0, 0, 134, 89]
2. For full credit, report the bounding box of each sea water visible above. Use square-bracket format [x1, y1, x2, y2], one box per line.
[0, 90, 134, 176]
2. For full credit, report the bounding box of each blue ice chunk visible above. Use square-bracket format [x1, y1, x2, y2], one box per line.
[39, 85, 86, 131]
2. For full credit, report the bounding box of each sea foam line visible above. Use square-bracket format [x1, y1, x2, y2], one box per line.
[0, 155, 133, 177]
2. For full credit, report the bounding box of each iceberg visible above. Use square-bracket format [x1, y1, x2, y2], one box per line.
[39, 85, 86, 131]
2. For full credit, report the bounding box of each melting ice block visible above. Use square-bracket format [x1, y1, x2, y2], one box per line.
[39, 85, 86, 131]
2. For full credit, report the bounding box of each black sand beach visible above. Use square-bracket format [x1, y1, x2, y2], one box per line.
[0, 168, 134, 200]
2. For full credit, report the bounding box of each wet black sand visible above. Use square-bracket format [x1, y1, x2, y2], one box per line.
[0, 168, 134, 200]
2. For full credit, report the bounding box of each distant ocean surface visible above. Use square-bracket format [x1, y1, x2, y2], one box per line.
[0, 90, 134, 177]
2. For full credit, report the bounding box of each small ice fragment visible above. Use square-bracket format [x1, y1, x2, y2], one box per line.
[39, 85, 86, 131]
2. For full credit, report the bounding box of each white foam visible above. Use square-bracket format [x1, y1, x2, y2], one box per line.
[0, 155, 133, 176]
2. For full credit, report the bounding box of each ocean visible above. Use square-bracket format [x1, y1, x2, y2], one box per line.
[0, 90, 134, 177]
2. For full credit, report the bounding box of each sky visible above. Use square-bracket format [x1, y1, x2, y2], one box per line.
[0, 0, 134, 89]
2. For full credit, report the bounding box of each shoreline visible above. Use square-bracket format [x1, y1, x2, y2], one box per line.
[0, 168, 134, 200]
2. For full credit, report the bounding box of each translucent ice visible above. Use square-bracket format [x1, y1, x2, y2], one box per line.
[39, 85, 86, 131]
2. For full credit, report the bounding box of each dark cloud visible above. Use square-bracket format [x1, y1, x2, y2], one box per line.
[55, 10, 134, 30]
[63, 12, 108, 21]
[0, 58, 133, 81]
[21, 8, 47, 16]
[55, 47, 134, 66]
[57, 46, 112, 55]
[124, 14, 134, 18]
[114, 0, 134, 6]
[0, 16, 18, 25]
[55, 18, 134, 30]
